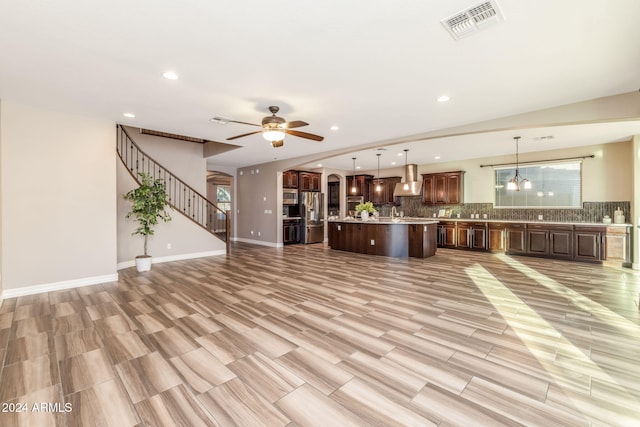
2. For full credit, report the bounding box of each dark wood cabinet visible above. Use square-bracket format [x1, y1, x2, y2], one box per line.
[328, 222, 347, 251]
[328, 221, 436, 258]
[437, 221, 456, 248]
[299, 171, 321, 191]
[422, 171, 464, 205]
[488, 222, 507, 252]
[367, 224, 408, 257]
[283, 219, 301, 244]
[372, 177, 401, 206]
[347, 175, 373, 200]
[574, 226, 603, 262]
[422, 175, 435, 204]
[457, 222, 487, 250]
[283, 170, 299, 189]
[506, 223, 527, 255]
[408, 223, 437, 258]
[526, 224, 573, 260]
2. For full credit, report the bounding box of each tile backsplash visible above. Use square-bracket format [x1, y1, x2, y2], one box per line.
[381, 198, 631, 224]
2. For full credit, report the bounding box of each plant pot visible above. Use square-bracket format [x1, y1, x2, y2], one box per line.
[135, 255, 152, 272]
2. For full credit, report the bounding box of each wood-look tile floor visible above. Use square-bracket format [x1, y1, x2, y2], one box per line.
[1, 243, 640, 426]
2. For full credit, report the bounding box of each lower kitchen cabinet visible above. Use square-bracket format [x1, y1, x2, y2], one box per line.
[328, 221, 436, 258]
[283, 220, 301, 244]
[408, 223, 437, 258]
[604, 226, 632, 266]
[437, 221, 456, 248]
[574, 226, 603, 262]
[488, 222, 507, 252]
[456, 221, 487, 250]
[506, 223, 527, 255]
[526, 224, 573, 260]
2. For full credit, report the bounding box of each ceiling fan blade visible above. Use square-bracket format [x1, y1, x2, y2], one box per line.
[285, 129, 324, 141]
[284, 120, 308, 129]
[226, 130, 263, 141]
[227, 119, 261, 127]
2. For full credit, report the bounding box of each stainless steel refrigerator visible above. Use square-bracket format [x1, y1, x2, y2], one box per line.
[300, 191, 324, 244]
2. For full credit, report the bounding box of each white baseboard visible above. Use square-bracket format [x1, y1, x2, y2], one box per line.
[2, 273, 119, 299]
[116, 250, 227, 271]
[235, 237, 280, 247]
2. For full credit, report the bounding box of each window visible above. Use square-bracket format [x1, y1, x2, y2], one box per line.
[217, 185, 231, 215]
[495, 161, 582, 208]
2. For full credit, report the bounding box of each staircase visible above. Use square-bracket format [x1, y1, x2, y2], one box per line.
[116, 125, 230, 253]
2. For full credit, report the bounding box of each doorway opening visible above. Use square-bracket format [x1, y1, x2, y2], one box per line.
[328, 174, 341, 217]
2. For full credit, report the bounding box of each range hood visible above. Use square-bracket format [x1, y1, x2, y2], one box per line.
[393, 164, 423, 197]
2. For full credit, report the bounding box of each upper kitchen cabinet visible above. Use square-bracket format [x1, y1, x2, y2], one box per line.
[299, 171, 322, 191]
[422, 171, 464, 205]
[283, 170, 299, 189]
[371, 177, 401, 206]
[346, 175, 374, 200]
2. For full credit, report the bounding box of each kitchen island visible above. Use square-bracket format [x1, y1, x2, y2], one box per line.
[328, 218, 438, 258]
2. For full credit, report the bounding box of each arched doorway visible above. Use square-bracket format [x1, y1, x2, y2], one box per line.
[207, 171, 233, 238]
[328, 173, 341, 217]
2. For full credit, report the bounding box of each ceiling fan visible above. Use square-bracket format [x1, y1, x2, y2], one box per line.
[214, 106, 324, 148]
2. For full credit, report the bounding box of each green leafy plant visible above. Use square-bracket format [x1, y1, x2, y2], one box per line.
[355, 201, 377, 214]
[124, 172, 171, 256]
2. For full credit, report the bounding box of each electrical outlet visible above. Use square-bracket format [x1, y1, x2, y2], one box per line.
[258, 231, 261, 236]
[538, 215, 543, 220]
[370, 239, 375, 245]
[167, 243, 172, 249]
[250, 230, 254, 235]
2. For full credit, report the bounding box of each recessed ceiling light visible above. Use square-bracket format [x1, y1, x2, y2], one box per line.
[330, 125, 339, 131]
[356, 166, 361, 170]
[317, 163, 322, 167]
[162, 71, 179, 80]
[397, 153, 404, 157]
[434, 156, 441, 160]
[123, 112, 135, 118]
[391, 161, 396, 165]
[437, 95, 450, 103]
[211, 116, 229, 124]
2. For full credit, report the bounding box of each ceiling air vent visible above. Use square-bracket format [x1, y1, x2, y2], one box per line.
[441, 0, 504, 40]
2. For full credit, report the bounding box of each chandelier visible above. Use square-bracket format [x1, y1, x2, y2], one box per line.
[507, 136, 531, 191]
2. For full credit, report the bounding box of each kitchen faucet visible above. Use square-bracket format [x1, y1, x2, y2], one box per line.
[391, 206, 397, 217]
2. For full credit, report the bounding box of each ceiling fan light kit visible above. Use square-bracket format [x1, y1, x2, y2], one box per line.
[223, 105, 324, 148]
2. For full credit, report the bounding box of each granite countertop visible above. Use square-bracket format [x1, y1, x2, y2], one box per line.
[327, 217, 632, 227]
[328, 217, 439, 225]
[419, 217, 632, 227]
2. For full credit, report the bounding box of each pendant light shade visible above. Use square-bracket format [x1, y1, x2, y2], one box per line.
[351, 157, 357, 193]
[375, 153, 382, 192]
[507, 136, 531, 191]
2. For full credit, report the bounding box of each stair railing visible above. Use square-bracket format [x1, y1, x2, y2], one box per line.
[116, 125, 230, 254]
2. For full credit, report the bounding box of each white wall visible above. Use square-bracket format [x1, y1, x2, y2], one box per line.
[117, 129, 226, 264]
[0, 102, 117, 292]
[0, 98, 4, 302]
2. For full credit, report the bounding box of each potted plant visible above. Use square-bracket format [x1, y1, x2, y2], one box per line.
[355, 201, 377, 221]
[124, 172, 171, 272]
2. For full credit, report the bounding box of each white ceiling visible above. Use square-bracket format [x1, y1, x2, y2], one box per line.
[1, 0, 639, 171]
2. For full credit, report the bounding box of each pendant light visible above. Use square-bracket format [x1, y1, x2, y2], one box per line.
[403, 149, 410, 191]
[351, 157, 357, 193]
[375, 153, 382, 192]
[507, 136, 531, 191]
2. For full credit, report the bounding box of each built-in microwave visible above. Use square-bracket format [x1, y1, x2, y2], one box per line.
[283, 189, 299, 205]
